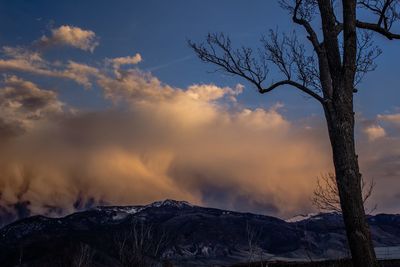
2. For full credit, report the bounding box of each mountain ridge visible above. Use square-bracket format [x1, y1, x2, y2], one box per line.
[1, 199, 400, 267]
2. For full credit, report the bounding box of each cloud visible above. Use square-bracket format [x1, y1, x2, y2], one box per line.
[0, 30, 100, 87]
[0, 68, 334, 223]
[358, 136, 400, 214]
[364, 124, 386, 141]
[378, 113, 400, 125]
[0, 46, 52, 76]
[62, 61, 100, 88]
[355, 112, 400, 214]
[0, 75, 65, 133]
[1, 59, 399, 223]
[0, 29, 399, 224]
[0, 47, 99, 88]
[105, 54, 143, 79]
[107, 53, 142, 69]
[38, 25, 99, 52]
[2, 46, 44, 62]
[186, 83, 243, 102]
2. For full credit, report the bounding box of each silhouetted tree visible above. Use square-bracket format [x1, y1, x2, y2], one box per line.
[114, 221, 169, 267]
[312, 173, 376, 214]
[189, 1, 400, 266]
[72, 243, 94, 267]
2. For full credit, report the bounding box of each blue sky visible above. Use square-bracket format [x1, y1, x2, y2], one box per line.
[0, 1, 399, 219]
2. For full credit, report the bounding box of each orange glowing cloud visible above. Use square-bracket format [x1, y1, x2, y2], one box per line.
[0, 29, 399, 225]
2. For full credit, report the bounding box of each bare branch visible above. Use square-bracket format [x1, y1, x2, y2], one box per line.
[357, 0, 400, 39]
[312, 173, 377, 214]
[263, 31, 294, 79]
[312, 173, 342, 213]
[280, 0, 323, 52]
[72, 243, 94, 267]
[336, 29, 382, 90]
[114, 220, 169, 266]
[287, 33, 322, 91]
[355, 31, 382, 86]
[189, 31, 324, 104]
[356, 20, 400, 38]
[188, 33, 268, 90]
[260, 80, 324, 103]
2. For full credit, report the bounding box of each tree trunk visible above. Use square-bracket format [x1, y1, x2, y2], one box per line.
[324, 100, 378, 267]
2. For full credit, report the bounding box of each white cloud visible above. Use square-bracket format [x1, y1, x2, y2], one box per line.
[186, 83, 243, 102]
[38, 25, 99, 52]
[107, 54, 142, 69]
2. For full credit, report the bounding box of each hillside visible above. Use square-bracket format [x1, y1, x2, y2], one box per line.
[1, 200, 400, 267]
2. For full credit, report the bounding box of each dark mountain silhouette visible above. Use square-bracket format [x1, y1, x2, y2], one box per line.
[1, 199, 399, 267]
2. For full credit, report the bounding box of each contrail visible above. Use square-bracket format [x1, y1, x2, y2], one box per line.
[146, 55, 195, 72]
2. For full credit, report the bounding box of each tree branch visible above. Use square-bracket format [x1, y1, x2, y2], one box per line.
[189, 32, 324, 104]
[312, 173, 377, 214]
[259, 80, 324, 103]
[188, 33, 268, 90]
[356, 20, 400, 39]
[291, 0, 323, 53]
[318, 0, 343, 79]
[357, 0, 400, 39]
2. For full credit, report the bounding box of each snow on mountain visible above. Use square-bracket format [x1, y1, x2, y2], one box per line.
[93, 200, 194, 220]
[149, 199, 194, 208]
[285, 213, 321, 223]
[285, 212, 344, 223]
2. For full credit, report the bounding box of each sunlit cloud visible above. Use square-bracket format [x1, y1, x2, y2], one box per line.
[0, 27, 399, 225]
[0, 66, 332, 220]
[37, 25, 99, 52]
[106, 53, 142, 70]
[364, 124, 386, 141]
[0, 46, 99, 88]
[378, 113, 400, 125]
[0, 75, 65, 133]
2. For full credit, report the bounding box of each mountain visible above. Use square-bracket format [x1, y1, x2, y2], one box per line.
[1, 199, 400, 267]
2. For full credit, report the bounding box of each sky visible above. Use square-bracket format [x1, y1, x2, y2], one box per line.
[0, 0, 399, 222]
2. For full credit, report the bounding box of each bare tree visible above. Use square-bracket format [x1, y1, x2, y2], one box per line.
[245, 222, 274, 267]
[72, 243, 94, 267]
[246, 221, 262, 266]
[312, 173, 376, 214]
[115, 221, 169, 267]
[189, 1, 400, 266]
